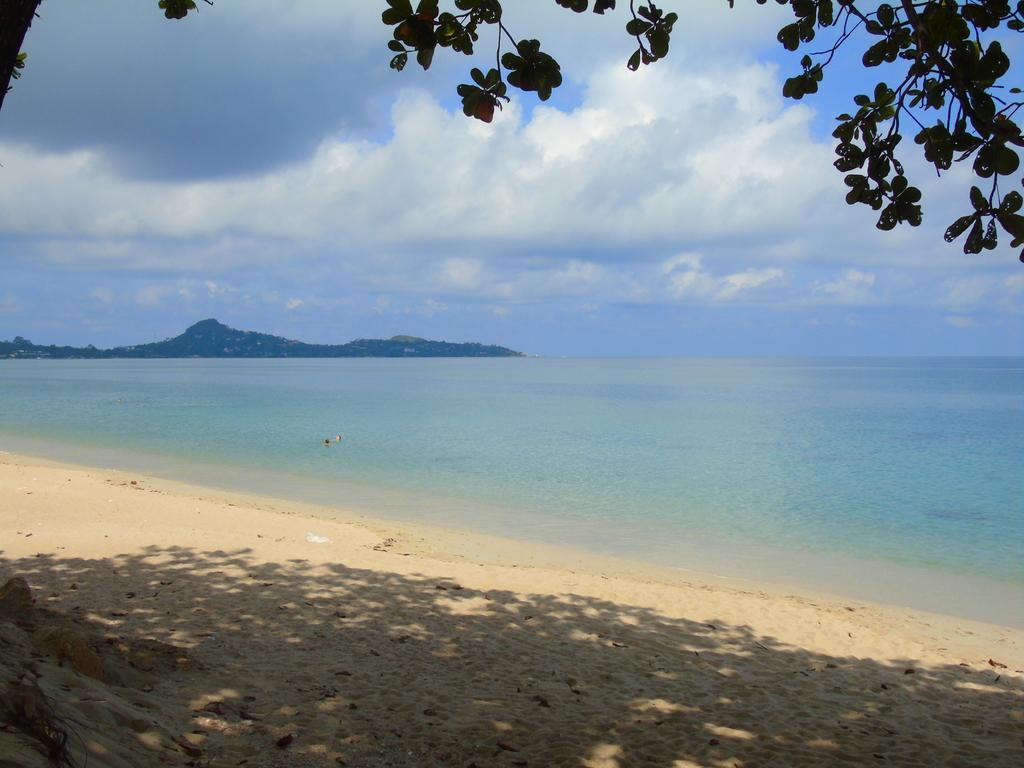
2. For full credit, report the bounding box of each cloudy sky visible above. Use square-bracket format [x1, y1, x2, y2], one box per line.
[1, 0, 1021, 355]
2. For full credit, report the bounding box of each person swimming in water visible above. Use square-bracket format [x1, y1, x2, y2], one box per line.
[324, 438, 331, 446]
[335, 435, 342, 442]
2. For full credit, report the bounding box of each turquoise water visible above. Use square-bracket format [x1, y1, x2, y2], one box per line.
[1, 358, 1022, 596]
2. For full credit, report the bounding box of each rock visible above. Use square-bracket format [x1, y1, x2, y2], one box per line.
[33, 626, 104, 681]
[0, 578, 33, 622]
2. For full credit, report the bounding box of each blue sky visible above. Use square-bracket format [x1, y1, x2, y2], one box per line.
[0, 0, 1021, 355]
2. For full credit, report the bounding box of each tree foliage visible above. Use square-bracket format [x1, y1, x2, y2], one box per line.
[374, 0, 1024, 262]
[5, 0, 1024, 262]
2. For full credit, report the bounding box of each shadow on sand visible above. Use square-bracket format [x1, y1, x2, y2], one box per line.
[1, 545, 1021, 767]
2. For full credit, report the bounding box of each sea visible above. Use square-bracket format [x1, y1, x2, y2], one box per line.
[1, 357, 1022, 624]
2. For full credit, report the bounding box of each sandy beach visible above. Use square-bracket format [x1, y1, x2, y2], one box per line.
[1, 451, 1021, 767]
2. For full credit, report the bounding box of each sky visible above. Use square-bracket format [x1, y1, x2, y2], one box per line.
[0, 0, 1022, 356]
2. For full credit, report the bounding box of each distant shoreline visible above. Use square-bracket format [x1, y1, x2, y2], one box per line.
[0, 317, 524, 359]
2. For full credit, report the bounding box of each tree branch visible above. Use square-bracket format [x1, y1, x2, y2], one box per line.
[0, 0, 42, 115]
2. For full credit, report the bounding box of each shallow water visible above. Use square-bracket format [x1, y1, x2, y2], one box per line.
[1, 357, 1021, 615]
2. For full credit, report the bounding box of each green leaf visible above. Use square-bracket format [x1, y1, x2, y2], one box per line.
[159, 0, 197, 20]
[648, 27, 670, 59]
[970, 186, 988, 211]
[416, 45, 435, 69]
[994, 144, 1020, 176]
[817, 0, 834, 27]
[783, 76, 805, 99]
[982, 219, 998, 250]
[625, 19, 651, 36]
[964, 219, 984, 254]
[945, 215, 975, 243]
[997, 212, 1024, 246]
[777, 23, 800, 51]
[1000, 191, 1023, 214]
[974, 145, 997, 178]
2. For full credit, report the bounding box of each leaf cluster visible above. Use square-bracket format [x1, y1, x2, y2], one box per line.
[779, 0, 1024, 260]
[157, 0, 212, 20]
[10, 53, 27, 85]
[375, 0, 1024, 263]
[380, 1, 682, 122]
[625, 3, 679, 71]
[458, 67, 507, 122]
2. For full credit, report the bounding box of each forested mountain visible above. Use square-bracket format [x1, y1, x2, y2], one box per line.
[1, 319, 523, 358]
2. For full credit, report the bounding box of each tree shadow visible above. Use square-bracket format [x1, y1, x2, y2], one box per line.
[1, 546, 1021, 767]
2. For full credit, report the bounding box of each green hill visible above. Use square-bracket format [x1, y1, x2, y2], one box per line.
[1, 319, 523, 359]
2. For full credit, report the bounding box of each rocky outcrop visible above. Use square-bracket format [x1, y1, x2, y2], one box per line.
[0, 577, 195, 767]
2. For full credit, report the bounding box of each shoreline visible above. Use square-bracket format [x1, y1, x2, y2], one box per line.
[2, 451, 1022, 766]
[2, 438, 1022, 629]
[2, 449, 1022, 644]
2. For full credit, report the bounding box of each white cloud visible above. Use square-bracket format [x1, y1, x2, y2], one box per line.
[285, 298, 304, 310]
[441, 258, 486, 291]
[205, 280, 233, 297]
[812, 269, 877, 305]
[0, 63, 834, 262]
[716, 268, 784, 301]
[413, 298, 448, 317]
[942, 275, 992, 308]
[661, 254, 784, 303]
[662, 254, 716, 300]
[661, 253, 703, 274]
[926, 271, 1024, 314]
[1, 41, 1019, 320]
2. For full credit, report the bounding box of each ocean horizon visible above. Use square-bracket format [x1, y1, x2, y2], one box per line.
[2, 356, 1021, 623]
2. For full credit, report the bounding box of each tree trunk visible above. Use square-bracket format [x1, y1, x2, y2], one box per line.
[0, 0, 43, 115]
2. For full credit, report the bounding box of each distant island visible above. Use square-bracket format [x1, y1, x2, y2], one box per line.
[0, 319, 523, 359]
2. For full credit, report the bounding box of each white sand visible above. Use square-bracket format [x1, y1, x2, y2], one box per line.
[1, 452, 1021, 767]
